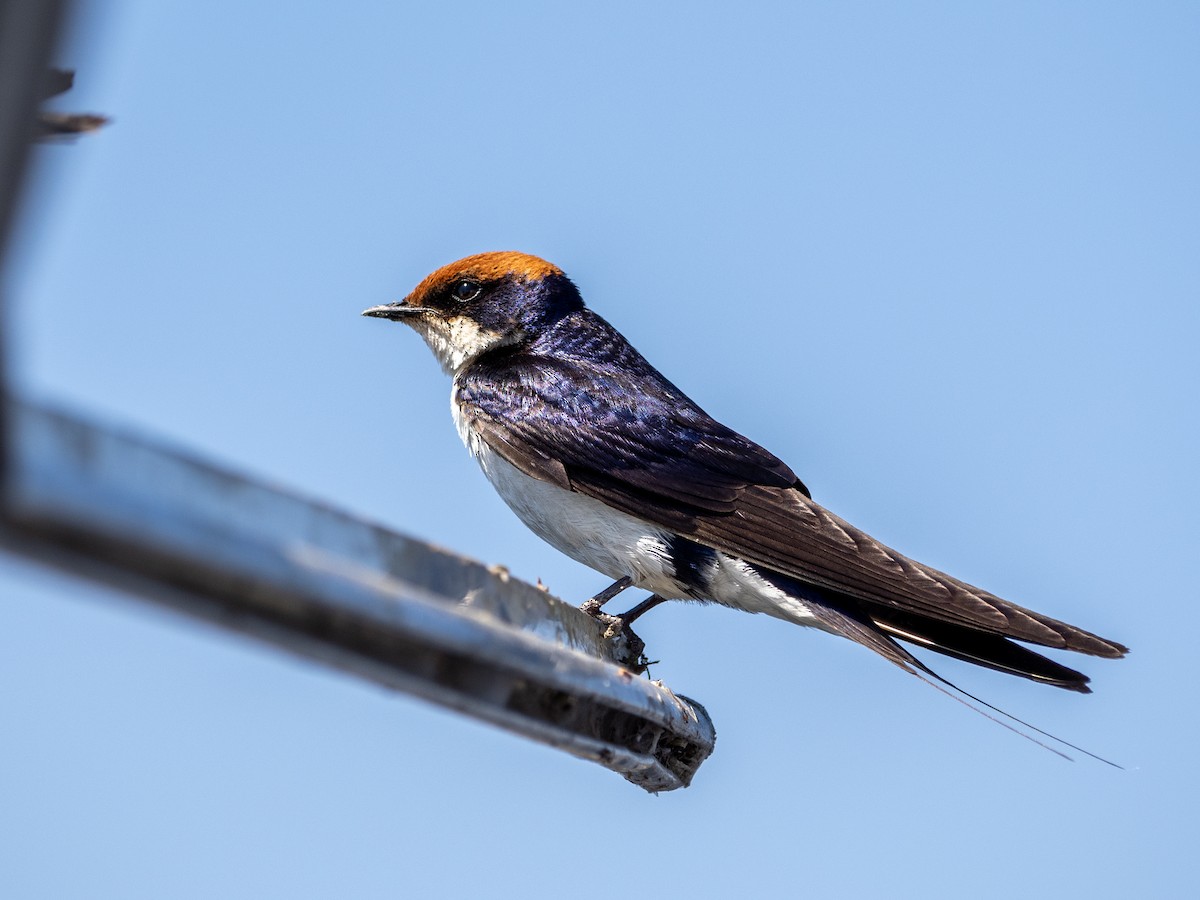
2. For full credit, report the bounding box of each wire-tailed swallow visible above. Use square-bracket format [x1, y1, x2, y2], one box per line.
[364, 251, 1127, 694]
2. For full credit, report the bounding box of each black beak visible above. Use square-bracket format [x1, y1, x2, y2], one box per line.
[362, 302, 433, 320]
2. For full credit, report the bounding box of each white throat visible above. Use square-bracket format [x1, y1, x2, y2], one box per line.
[408, 315, 523, 375]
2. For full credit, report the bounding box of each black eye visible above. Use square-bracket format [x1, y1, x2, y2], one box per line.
[451, 280, 481, 303]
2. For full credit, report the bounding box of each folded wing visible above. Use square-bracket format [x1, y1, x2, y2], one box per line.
[458, 335, 1127, 690]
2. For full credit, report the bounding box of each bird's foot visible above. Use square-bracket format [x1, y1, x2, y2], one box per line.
[604, 616, 653, 674]
[582, 607, 642, 657]
[601, 614, 644, 653]
[596, 594, 671, 675]
[579, 575, 633, 618]
[580, 582, 667, 674]
[579, 597, 609, 619]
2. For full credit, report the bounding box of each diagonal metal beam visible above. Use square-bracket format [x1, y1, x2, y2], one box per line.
[0, 398, 716, 790]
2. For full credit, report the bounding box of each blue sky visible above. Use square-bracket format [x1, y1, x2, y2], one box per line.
[3, 2, 1197, 897]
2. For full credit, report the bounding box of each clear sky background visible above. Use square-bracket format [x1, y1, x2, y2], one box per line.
[3, 2, 1197, 897]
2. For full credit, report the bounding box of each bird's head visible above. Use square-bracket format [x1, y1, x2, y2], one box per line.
[363, 251, 584, 374]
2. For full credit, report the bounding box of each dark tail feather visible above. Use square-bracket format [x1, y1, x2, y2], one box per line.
[904, 653, 1123, 768]
[776, 579, 1121, 764]
[800, 597, 1084, 760]
[758, 568, 1105, 692]
[870, 610, 1093, 693]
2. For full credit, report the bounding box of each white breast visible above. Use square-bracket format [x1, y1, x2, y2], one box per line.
[451, 391, 689, 598]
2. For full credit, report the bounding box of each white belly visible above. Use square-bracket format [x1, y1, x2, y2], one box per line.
[475, 438, 692, 599]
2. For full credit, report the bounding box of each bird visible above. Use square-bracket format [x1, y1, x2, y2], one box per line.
[364, 251, 1127, 699]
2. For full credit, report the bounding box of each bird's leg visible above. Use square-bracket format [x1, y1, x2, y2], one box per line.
[601, 593, 668, 640]
[614, 594, 668, 628]
[600, 594, 669, 671]
[579, 575, 633, 618]
[581, 580, 667, 673]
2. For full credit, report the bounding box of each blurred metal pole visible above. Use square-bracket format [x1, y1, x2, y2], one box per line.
[0, 0, 67, 470]
[0, 0, 64, 260]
